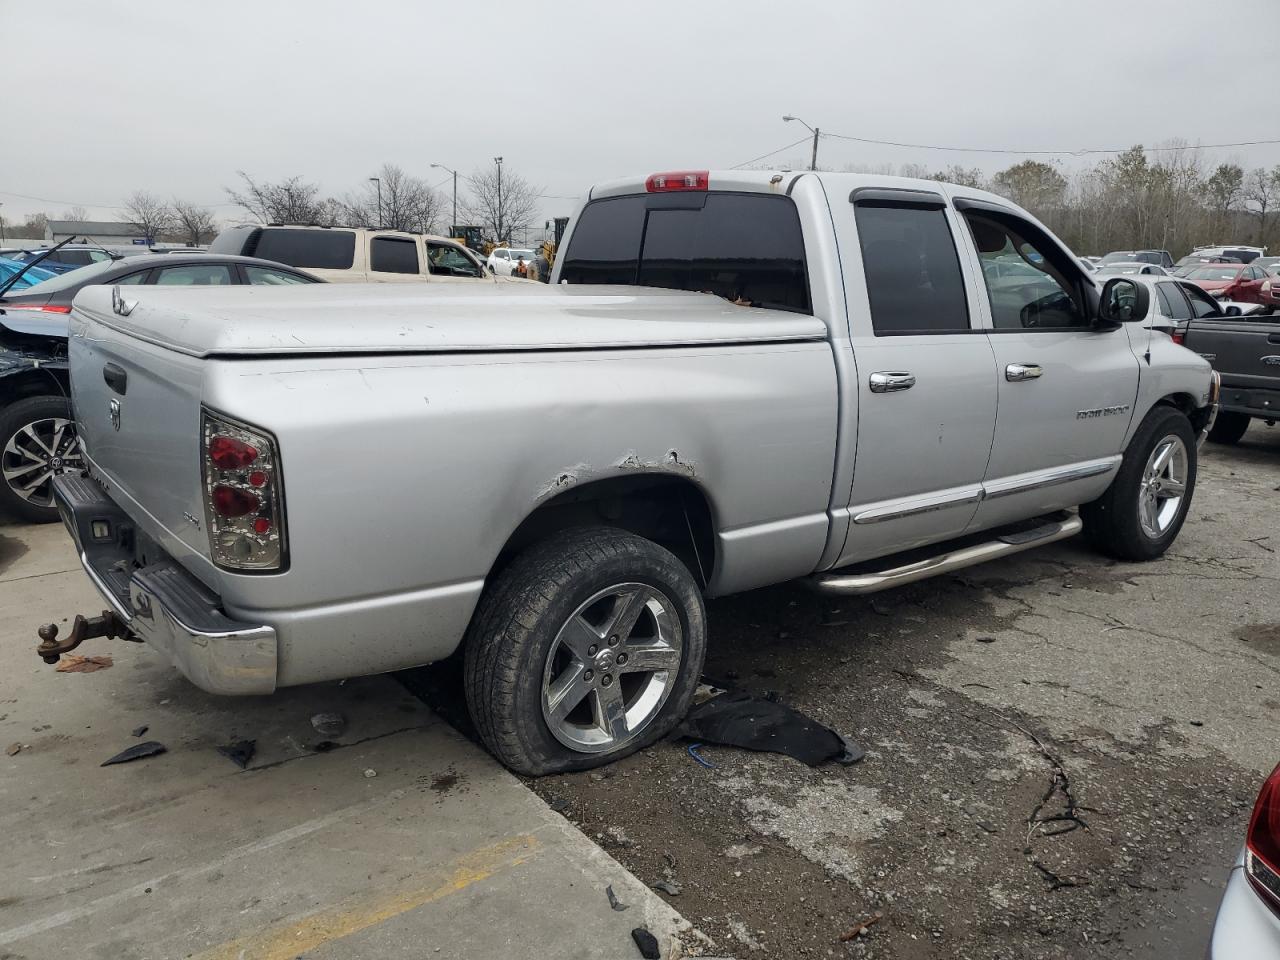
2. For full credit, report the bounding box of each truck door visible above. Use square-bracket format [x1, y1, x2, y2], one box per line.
[954, 201, 1138, 531]
[832, 188, 998, 566]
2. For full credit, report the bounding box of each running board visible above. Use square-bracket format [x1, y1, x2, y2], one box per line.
[806, 514, 1083, 596]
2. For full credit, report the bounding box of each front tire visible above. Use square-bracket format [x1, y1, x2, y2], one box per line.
[464, 527, 707, 776]
[0, 395, 83, 524]
[1207, 411, 1250, 446]
[1081, 406, 1196, 561]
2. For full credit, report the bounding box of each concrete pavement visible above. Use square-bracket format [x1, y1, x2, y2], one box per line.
[0, 521, 691, 960]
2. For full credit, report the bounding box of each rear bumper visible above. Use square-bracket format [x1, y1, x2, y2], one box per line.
[1196, 371, 1221, 448]
[53, 473, 277, 695]
[1208, 857, 1280, 959]
[1219, 381, 1278, 420]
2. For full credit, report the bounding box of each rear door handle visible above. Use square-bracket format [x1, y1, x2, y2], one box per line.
[869, 371, 915, 393]
[103, 362, 127, 395]
[1005, 363, 1043, 382]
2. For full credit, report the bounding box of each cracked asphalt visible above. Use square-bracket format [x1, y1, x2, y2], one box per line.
[527, 422, 1280, 959]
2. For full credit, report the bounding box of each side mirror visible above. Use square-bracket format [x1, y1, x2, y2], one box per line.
[1224, 304, 1243, 317]
[1097, 277, 1149, 324]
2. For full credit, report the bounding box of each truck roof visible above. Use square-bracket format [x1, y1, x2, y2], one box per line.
[71, 282, 827, 358]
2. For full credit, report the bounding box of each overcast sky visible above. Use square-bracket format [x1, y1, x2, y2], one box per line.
[3, 0, 1277, 233]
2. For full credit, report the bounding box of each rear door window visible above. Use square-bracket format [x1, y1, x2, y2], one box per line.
[1155, 283, 1193, 320]
[369, 237, 420, 274]
[854, 202, 969, 334]
[560, 193, 810, 312]
[243, 265, 315, 285]
[154, 264, 234, 285]
[252, 229, 356, 270]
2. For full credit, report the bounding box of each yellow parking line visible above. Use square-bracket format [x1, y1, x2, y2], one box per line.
[192, 834, 541, 960]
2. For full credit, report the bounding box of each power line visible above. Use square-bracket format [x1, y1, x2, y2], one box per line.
[818, 130, 1280, 157]
[731, 135, 813, 170]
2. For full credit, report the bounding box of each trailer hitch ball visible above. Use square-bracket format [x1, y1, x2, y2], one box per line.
[36, 611, 128, 664]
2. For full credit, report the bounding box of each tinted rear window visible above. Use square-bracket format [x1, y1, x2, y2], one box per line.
[857, 203, 970, 335]
[251, 229, 355, 269]
[370, 237, 419, 274]
[560, 193, 810, 313]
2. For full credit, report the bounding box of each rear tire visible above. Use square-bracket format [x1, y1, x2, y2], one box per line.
[464, 526, 706, 776]
[1207, 411, 1250, 446]
[0, 395, 81, 524]
[1081, 406, 1196, 562]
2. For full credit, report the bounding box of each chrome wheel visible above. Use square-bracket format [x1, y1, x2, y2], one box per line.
[540, 582, 684, 754]
[1138, 434, 1188, 539]
[2, 417, 82, 509]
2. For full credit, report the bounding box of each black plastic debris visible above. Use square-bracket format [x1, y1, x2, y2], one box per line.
[652, 880, 681, 896]
[131, 725, 149, 738]
[312, 740, 338, 753]
[631, 927, 660, 959]
[101, 741, 166, 767]
[217, 739, 256, 769]
[606, 884, 629, 911]
[675, 690, 863, 767]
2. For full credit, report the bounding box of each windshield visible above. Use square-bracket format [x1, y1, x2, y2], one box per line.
[1184, 266, 1242, 281]
[1099, 252, 1136, 264]
[1097, 264, 1144, 275]
[15, 258, 121, 294]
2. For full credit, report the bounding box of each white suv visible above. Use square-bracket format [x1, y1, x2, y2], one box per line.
[209, 226, 492, 284]
[486, 247, 535, 277]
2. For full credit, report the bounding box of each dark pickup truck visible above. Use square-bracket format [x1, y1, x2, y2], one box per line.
[1184, 313, 1280, 444]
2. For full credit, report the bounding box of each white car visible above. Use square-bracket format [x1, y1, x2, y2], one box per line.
[487, 247, 535, 276]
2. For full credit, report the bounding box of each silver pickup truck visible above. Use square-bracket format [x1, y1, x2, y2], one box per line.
[42, 171, 1218, 775]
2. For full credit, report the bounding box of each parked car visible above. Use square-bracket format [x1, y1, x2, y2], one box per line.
[1182, 305, 1280, 444]
[1118, 275, 1241, 339]
[0, 254, 319, 522]
[487, 247, 535, 276]
[45, 170, 1216, 777]
[1253, 256, 1280, 275]
[209, 225, 491, 283]
[0, 257, 56, 291]
[6, 244, 146, 273]
[1192, 245, 1266, 264]
[1095, 262, 1169, 278]
[1078, 257, 1098, 273]
[1181, 263, 1271, 304]
[1099, 249, 1175, 269]
[1206, 762, 1280, 958]
[1174, 254, 1242, 275]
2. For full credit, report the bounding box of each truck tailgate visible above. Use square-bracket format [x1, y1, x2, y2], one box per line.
[69, 301, 210, 567]
[1185, 317, 1280, 386]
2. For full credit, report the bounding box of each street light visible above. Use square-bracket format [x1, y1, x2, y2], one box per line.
[368, 177, 382, 228]
[782, 115, 821, 172]
[494, 156, 504, 243]
[430, 163, 458, 236]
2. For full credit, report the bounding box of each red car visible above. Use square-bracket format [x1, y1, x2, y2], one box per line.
[1262, 266, 1280, 310]
[1182, 263, 1271, 304]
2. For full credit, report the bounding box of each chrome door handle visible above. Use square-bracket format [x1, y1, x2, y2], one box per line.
[1005, 363, 1043, 382]
[869, 371, 915, 393]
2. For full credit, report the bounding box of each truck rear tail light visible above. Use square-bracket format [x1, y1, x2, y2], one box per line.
[645, 171, 709, 193]
[1170, 330, 1185, 345]
[202, 409, 286, 571]
[1246, 762, 1280, 915]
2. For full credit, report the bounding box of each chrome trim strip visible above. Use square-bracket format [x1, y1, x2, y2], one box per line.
[852, 486, 984, 525]
[980, 456, 1120, 501]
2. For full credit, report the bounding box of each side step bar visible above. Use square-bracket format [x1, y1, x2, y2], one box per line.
[807, 514, 1083, 596]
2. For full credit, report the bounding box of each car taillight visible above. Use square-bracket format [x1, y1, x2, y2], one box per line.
[0, 303, 72, 313]
[202, 408, 286, 571]
[645, 170, 709, 193]
[1246, 762, 1280, 914]
[1171, 330, 1185, 345]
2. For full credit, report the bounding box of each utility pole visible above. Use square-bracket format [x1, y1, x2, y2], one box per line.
[782, 115, 820, 171]
[369, 177, 382, 228]
[494, 156, 504, 243]
[0, 203, 5, 244]
[430, 164, 458, 235]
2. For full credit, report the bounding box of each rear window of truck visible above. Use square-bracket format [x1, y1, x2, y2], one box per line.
[250, 229, 356, 270]
[559, 193, 811, 313]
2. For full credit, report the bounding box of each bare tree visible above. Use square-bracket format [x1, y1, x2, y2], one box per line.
[62, 206, 89, 222]
[120, 191, 174, 243]
[1243, 166, 1280, 246]
[343, 164, 444, 232]
[226, 172, 331, 225]
[172, 200, 218, 246]
[464, 163, 541, 243]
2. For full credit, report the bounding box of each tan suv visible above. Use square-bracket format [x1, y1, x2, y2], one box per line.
[209, 225, 496, 284]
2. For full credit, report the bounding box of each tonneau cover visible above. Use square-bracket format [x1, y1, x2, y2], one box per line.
[71, 283, 826, 357]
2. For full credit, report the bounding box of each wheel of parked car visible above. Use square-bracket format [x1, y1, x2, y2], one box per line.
[1080, 406, 1197, 562]
[0, 395, 82, 524]
[463, 526, 707, 776]
[1206, 411, 1250, 446]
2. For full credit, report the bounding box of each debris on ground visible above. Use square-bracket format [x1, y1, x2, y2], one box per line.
[606, 884, 629, 911]
[312, 740, 338, 752]
[839, 911, 885, 942]
[216, 739, 255, 769]
[55, 654, 113, 673]
[605, 825, 635, 848]
[724, 843, 764, 860]
[675, 689, 863, 766]
[548, 795, 572, 813]
[5, 742, 21, 756]
[630, 926, 660, 959]
[310, 712, 346, 738]
[652, 880, 681, 896]
[686, 743, 716, 768]
[363, 768, 377, 778]
[131, 725, 148, 738]
[101, 741, 166, 767]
